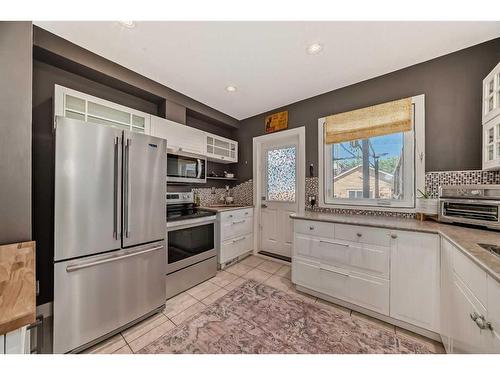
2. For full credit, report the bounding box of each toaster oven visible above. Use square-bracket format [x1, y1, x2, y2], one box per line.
[438, 185, 500, 230]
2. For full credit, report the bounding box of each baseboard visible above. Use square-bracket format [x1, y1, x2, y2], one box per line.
[258, 250, 291, 263]
[295, 284, 442, 342]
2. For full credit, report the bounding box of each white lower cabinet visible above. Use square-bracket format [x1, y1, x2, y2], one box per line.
[292, 220, 392, 317]
[292, 219, 500, 353]
[441, 238, 500, 353]
[440, 237, 454, 353]
[0, 326, 30, 354]
[217, 208, 254, 266]
[450, 273, 488, 353]
[390, 231, 440, 332]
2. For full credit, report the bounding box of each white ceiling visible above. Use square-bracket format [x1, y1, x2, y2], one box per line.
[34, 21, 500, 120]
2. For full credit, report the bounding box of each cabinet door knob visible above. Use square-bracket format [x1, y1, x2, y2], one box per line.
[356, 233, 362, 237]
[309, 226, 315, 230]
[391, 234, 398, 239]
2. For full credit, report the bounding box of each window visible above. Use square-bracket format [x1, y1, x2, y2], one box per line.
[265, 145, 296, 202]
[319, 95, 425, 210]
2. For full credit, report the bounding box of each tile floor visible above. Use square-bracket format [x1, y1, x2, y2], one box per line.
[83, 255, 444, 354]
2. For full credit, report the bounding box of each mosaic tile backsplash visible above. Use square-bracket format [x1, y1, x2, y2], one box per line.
[191, 170, 500, 217]
[193, 179, 253, 207]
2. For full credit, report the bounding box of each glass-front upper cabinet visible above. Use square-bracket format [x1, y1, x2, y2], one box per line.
[54, 85, 151, 134]
[483, 116, 500, 170]
[206, 134, 238, 163]
[483, 62, 500, 124]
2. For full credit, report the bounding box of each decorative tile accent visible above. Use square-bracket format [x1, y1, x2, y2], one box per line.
[192, 179, 253, 206]
[425, 170, 500, 198]
[191, 170, 500, 217]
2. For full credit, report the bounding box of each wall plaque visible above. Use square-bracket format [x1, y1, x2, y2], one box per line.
[265, 111, 288, 133]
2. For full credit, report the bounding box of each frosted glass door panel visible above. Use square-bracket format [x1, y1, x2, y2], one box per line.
[266, 146, 296, 202]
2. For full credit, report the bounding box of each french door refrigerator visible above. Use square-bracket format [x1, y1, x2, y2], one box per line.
[53, 116, 167, 353]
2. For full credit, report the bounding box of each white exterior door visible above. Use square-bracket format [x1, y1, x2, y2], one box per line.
[259, 140, 298, 259]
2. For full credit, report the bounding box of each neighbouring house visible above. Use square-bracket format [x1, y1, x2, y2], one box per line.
[333, 165, 394, 199]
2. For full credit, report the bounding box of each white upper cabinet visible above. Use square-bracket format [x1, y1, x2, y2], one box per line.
[482, 63, 500, 170]
[482, 115, 500, 170]
[150, 116, 205, 155]
[483, 62, 500, 124]
[206, 133, 238, 163]
[54, 85, 151, 134]
[389, 231, 440, 332]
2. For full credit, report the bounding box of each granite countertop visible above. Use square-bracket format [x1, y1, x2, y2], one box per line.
[291, 211, 500, 283]
[200, 205, 254, 213]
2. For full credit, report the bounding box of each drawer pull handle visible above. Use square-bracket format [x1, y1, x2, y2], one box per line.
[309, 226, 315, 230]
[356, 233, 362, 237]
[320, 266, 350, 277]
[232, 220, 245, 225]
[390, 234, 398, 239]
[470, 312, 493, 330]
[319, 240, 349, 247]
[232, 237, 246, 243]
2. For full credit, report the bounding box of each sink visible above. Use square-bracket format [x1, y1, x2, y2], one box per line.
[478, 243, 500, 258]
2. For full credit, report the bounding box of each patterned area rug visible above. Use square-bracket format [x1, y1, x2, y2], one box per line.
[139, 280, 433, 354]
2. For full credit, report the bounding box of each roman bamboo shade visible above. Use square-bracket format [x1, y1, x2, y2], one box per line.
[324, 97, 412, 144]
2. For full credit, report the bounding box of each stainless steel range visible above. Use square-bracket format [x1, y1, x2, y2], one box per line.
[438, 184, 500, 230]
[166, 192, 217, 298]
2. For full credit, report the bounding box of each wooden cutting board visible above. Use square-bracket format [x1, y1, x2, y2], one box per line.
[0, 241, 36, 335]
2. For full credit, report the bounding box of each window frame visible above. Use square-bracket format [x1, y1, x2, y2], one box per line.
[318, 94, 425, 212]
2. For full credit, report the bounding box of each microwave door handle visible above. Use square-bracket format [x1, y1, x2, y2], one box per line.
[196, 159, 202, 179]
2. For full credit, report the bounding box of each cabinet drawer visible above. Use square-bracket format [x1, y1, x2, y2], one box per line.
[221, 217, 253, 241]
[292, 258, 321, 290]
[348, 271, 390, 315]
[335, 224, 390, 247]
[294, 235, 389, 278]
[348, 244, 390, 278]
[453, 248, 487, 307]
[220, 208, 253, 222]
[220, 234, 253, 264]
[294, 220, 334, 238]
[319, 264, 390, 315]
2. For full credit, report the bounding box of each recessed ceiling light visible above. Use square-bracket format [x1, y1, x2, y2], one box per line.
[119, 21, 136, 29]
[307, 43, 323, 55]
[225, 85, 237, 93]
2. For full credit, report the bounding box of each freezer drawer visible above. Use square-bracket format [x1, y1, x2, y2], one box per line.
[53, 241, 166, 353]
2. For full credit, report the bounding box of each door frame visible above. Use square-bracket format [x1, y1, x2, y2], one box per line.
[252, 127, 306, 255]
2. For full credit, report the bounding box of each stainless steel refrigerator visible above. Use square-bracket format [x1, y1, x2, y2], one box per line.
[53, 116, 167, 353]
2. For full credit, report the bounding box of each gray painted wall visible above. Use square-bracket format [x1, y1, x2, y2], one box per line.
[236, 38, 500, 181]
[0, 22, 32, 245]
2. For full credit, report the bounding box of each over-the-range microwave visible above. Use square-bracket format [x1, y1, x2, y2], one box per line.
[166, 150, 206, 184]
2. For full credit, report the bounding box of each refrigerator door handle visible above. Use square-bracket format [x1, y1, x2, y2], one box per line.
[66, 245, 164, 273]
[124, 138, 131, 238]
[113, 137, 119, 239]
